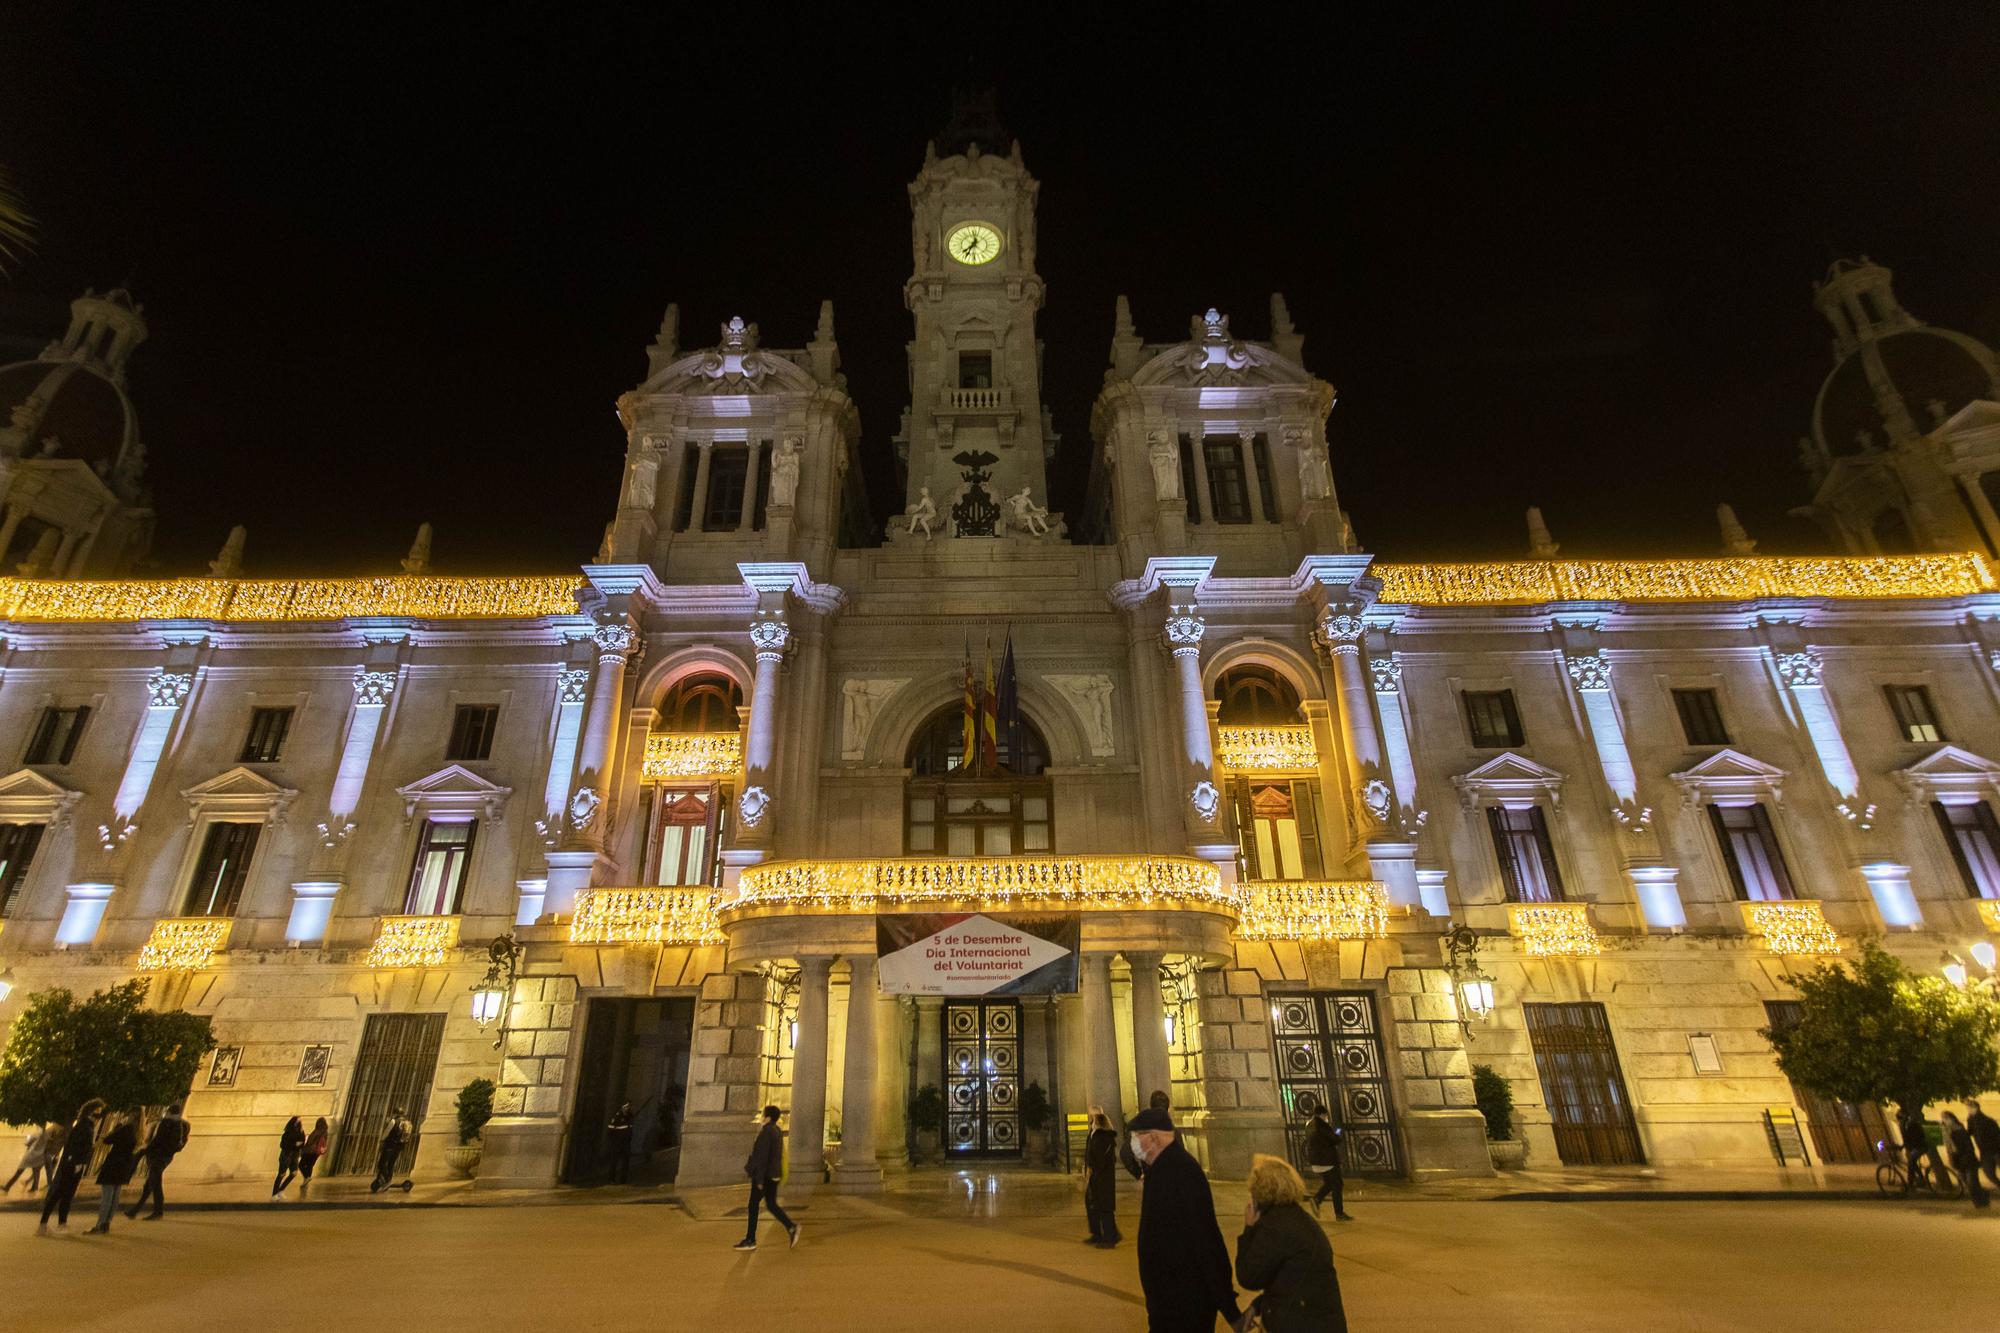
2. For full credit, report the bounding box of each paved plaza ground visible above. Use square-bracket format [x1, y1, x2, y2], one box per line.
[3, 1174, 1994, 1331]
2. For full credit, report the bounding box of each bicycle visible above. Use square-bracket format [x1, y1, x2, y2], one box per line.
[1874, 1138, 1963, 1198]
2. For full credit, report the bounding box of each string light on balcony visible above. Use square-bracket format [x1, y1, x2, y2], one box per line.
[1507, 903, 1602, 958]
[569, 888, 725, 946]
[135, 918, 231, 972]
[733, 855, 1230, 915]
[1215, 725, 1319, 773]
[1743, 901, 1840, 957]
[1234, 881, 1390, 941]
[642, 732, 744, 781]
[362, 915, 461, 969]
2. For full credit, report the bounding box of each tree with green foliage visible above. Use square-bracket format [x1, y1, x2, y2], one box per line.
[1471, 1064, 1515, 1141]
[1762, 941, 2000, 1115]
[0, 980, 216, 1126]
[455, 1078, 495, 1145]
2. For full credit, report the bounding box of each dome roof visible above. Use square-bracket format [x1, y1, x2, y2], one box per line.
[0, 358, 135, 466]
[1813, 327, 1996, 456]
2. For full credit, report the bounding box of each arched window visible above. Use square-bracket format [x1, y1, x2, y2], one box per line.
[1214, 664, 1302, 725]
[661, 673, 743, 732]
[904, 706, 1052, 855]
[904, 706, 1049, 778]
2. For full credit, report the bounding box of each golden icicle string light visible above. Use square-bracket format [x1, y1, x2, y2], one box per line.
[1744, 900, 1841, 956]
[0, 575, 584, 623]
[136, 918, 232, 972]
[1234, 881, 1390, 941]
[362, 915, 461, 968]
[1507, 903, 1602, 958]
[1215, 725, 1319, 773]
[1373, 554, 1994, 607]
[642, 732, 744, 781]
[569, 888, 725, 946]
[733, 855, 1229, 915]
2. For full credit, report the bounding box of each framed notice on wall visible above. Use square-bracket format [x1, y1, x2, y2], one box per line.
[207, 1046, 241, 1088]
[296, 1044, 332, 1087]
[876, 913, 1080, 996]
[1687, 1033, 1724, 1076]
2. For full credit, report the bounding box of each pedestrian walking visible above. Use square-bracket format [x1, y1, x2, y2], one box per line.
[299, 1118, 329, 1196]
[37, 1100, 100, 1235]
[1083, 1106, 1121, 1248]
[4, 1121, 55, 1193]
[1898, 1103, 1945, 1191]
[605, 1102, 635, 1184]
[1122, 1089, 1173, 1179]
[127, 1102, 189, 1220]
[1235, 1153, 1347, 1332]
[1941, 1111, 1990, 1209]
[1966, 1100, 2000, 1190]
[1130, 1106, 1242, 1333]
[369, 1109, 407, 1193]
[733, 1104, 797, 1252]
[84, 1109, 139, 1234]
[1304, 1108, 1350, 1221]
[273, 1116, 306, 1196]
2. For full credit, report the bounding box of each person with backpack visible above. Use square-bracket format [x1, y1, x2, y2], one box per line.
[1304, 1108, 1351, 1221]
[126, 1102, 189, 1220]
[733, 1104, 798, 1251]
[36, 1100, 100, 1235]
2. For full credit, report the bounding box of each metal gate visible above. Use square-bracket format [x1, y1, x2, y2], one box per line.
[944, 998, 1021, 1157]
[1271, 991, 1401, 1176]
[1764, 1000, 1888, 1163]
[1523, 1002, 1645, 1166]
[331, 1012, 446, 1175]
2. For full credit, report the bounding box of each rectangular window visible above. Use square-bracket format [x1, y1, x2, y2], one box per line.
[957, 352, 992, 389]
[1707, 803, 1796, 901]
[405, 819, 477, 915]
[1232, 778, 1324, 881]
[1178, 436, 1200, 524]
[0, 821, 44, 918]
[1203, 437, 1250, 523]
[1884, 684, 1944, 743]
[1486, 806, 1565, 902]
[1933, 800, 2000, 899]
[239, 706, 294, 763]
[1250, 434, 1277, 523]
[647, 789, 716, 887]
[183, 821, 260, 917]
[446, 705, 499, 762]
[702, 446, 749, 530]
[24, 705, 90, 765]
[1462, 690, 1524, 748]
[1671, 688, 1729, 746]
[671, 445, 699, 532]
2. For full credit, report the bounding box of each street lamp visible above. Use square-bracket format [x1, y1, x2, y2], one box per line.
[0, 966, 14, 1002]
[469, 933, 522, 1046]
[1442, 924, 1497, 1034]
[1941, 944, 1999, 995]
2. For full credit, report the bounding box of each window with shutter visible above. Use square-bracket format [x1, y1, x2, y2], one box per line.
[1933, 801, 2000, 898]
[1707, 803, 1796, 901]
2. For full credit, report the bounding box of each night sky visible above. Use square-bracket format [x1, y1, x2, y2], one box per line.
[2, 8, 1996, 575]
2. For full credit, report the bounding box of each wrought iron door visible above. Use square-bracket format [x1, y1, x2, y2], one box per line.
[1523, 1002, 1645, 1166]
[331, 1012, 446, 1175]
[1271, 991, 1401, 1176]
[944, 998, 1021, 1157]
[1764, 1000, 1888, 1163]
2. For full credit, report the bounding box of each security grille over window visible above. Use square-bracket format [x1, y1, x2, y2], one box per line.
[1522, 1002, 1644, 1166]
[330, 1012, 445, 1176]
[944, 998, 1020, 1158]
[1270, 990, 1401, 1177]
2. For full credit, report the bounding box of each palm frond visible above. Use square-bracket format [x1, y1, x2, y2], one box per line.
[0, 165, 39, 272]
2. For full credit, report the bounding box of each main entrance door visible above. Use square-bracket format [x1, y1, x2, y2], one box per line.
[332, 1012, 446, 1175]
[1271, 990, 1402, 1176]
[1524, 1002, 1645, 1165]
[1764, 1000, 1888, 1163]
[565, 997, 696, 1184]
[944, 998, 1022, 1158]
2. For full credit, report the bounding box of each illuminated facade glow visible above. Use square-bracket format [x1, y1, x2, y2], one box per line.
[1978, 901, 2000, 934]
[1507, 903, 1603, 958]
[361, 914, 461, 968]
[1741, 900, 1841, 956]
[1234, 880, 1390, 941]
[642, 731, 744, 781]
[1215, 724, 1319, 773]
[135, 917, 232, 972]
[569, 888, 724, 946]
[0, 574, 583, 623]
[733, 855, 1229, 915]
[1373, 554, 1993, 606]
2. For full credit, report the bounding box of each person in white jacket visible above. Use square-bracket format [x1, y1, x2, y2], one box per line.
[3, 1123, 55, 1193]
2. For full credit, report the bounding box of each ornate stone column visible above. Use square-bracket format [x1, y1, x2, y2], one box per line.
[689, 439, 714, 530]
[738, 610, 792, 839]
[1162, 604, 1221, 828]
[787, 955, 834, 1185]
[1126, 951, 1171, 1106]
[1318, 607, 1419, 903]
[1564, 650, 1684, 929]
[835, 954, 883, 1192]
[1238, 431, 1266, 522]
[539, 667, 591, 828]
[547, 620, 636, 916]
[1080, 952, 1123, 1122]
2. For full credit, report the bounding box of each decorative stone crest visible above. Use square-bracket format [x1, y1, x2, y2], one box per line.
[1189, 780, 1220, 823]
[1564, 654, 1612, 692]
[353, 670, 397, 706]
[748, 617, 791, 663]
[1774, 650, 1823, 689]
[316, 817, 356, 849]
[97, 816, 137, 851]
[1361, 778, 1394, 823]
[1368, 657, 1402, 693]
[592, 621, 638, 661]
[568, 786, 602, 832]
[1317, 610, 1365, 657]
[558, 668, 590, 704]
[146, 668, 194, 709]
[738, 784, 772, 827]
[1162, 606, 1205, 658]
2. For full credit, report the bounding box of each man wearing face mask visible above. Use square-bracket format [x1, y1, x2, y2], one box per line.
[1130, 1106, 1241, 1332]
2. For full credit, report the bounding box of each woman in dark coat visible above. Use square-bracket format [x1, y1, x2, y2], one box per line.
[1083, 1107, 1121, 1247]
[299, 1117, 330, 1195]
[37, 1099, 100, 1234]
[1236, 1153, 1347, 1333]
[85, 1109, 139, 1234]
[1941, 1111, 1990, 1209]
[272, 1116, 306, 1196]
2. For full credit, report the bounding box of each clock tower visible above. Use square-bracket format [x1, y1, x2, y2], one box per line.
[894, 93, 1061, 539]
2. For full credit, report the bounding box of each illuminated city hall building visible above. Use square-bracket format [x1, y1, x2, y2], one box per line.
[3, 106, 2000, 1191]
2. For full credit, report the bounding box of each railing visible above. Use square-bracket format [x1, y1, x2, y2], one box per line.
[362, 914, 461, 968]
[941, 386, 1009, 411]
[1507, 902, 1602, 957]
[136, 917, 233, 971]
[1739, 900, 1840, 956]
[1215, 725, 1318, 773]
[732, 855, 1229, 914]
[570, 888, 724, 946]
[1235, 881, 1390, 941]
[643, 731, 743, 781]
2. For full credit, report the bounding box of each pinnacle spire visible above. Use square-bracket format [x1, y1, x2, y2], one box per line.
[1717, 504, 1757, 556]
[1525, 507, 1560, 560]
[401, 522, 433, 575]
[209, 525, 246, 578]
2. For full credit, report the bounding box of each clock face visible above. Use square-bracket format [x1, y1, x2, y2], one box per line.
[946, 222, 1003, 266]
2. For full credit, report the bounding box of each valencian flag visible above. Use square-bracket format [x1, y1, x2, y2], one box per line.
[996, 628, 1021, 773]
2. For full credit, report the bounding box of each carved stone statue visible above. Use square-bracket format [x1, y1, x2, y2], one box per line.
[625, 453, 658, 510]
[1291, 427, 1333, 501]
[840, 676, 910, 760]
[770, 436, 802, 508]
[1146, 430, 1181, 503]
[1045, 673, 1116, 757]
[1004, 487, 1050, 538]
[905, 486, 937, 540]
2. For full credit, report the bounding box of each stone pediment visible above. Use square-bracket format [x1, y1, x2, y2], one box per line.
[1895, 743, 2000, 806]
[0, 767, 81, 828]
[396, 764, 512, 822]
[637, 320, 821, 399]
[1670, 748, 1787, 809]
[182, 765, 299, 825]
[1453, 752, 1565, 810]
[1131, 309, 1314, 390]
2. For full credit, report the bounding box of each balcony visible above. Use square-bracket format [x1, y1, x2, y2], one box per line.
[643, 731, 743, 781]
[136, 917, 233, 972]
[1215, 725, 1318, 774]
[569, 888, 724, 946]
[1739, 900, 1840, 956]
[1507, 902, 1602, 958]
[732, 855, 1229, 916]
[938, 386, 1013, 413]
[362, 914, 461, 968]
[1235, 880, 1390, 941]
